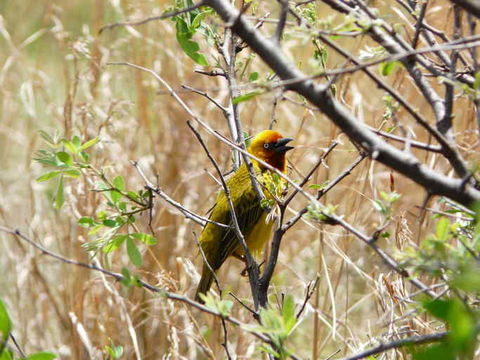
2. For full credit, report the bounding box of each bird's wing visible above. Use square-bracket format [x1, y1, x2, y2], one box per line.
[200, 164, 271, 271]
[216, 185, 264, 266]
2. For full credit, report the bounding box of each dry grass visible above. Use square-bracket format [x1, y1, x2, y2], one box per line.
[0, 0, 478, 359]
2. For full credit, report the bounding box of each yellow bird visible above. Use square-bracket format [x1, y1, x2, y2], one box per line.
[195, 130, 294, 302]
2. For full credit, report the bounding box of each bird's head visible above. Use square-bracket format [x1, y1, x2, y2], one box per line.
[247, 130, 294, 172]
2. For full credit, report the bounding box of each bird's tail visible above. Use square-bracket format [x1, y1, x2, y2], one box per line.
[195, 264, 216, 303]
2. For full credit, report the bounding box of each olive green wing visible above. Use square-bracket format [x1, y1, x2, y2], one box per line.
[199, 164, 266, 268]
[215, 185, 265, 267]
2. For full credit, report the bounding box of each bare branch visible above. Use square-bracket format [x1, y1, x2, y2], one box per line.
[411, 3, 427, 48]
[447, 0, 480, 18]
[338, 331, 449, 360]
[283, 140, 338, 207]
[274, 0, 289, 43]
[99, 2, 205, 33]
[0, 225, 304, 360]
[131, 160, 231, 229]
[181, 84, 229, 114]
[202, 0, 480, 207]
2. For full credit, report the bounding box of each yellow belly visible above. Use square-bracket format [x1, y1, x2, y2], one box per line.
[236, 212, 274, 256]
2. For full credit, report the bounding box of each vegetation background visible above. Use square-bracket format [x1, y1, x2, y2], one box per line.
[0, 0, 478, 359]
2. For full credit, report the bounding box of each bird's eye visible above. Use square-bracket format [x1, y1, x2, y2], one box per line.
[263, 143, 271, 149]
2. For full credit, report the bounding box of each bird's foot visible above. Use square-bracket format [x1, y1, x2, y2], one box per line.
[240, 260, 265, 277]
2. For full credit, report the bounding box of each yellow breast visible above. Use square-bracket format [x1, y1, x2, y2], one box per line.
[237, 212, 274, 256]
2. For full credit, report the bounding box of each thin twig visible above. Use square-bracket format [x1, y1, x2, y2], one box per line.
[296, 277, 319, 318]
[9, 334, 26, 358]
[274, 0, 289, 43]
[131, 160, 230, 229]
[411, 3, 427, 48]
[229, 292, 258, 316]
[99, 1, 205, 33]
[181, 84, 228, 114]
[337, 331, 449, 360]
[0, 225, 305, 360]
[283, 141, 338, 207]
[293, 8, 471, 180]
[282, 154, 367, 233]
[193, 232, 223, 295]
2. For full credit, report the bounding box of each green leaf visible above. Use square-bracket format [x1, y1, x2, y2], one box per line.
[217, 299, 233, 317]
[448, 299, 475, 351]
[175, 22, 209, 66]
[36, 171, 61, 182]
[257, 344, 280, 358]
[113, 176, 125, 192]
[451, 266, 480, 292]
[115, 216, 126, 226]
[372, 199, 386, 213]
[413, 342, 454, 360]
[423, 299, 450, 321]
[0, 300, 11, 347]
[63, 141, 77, 154]
[38, 130, 56, 146]
[56, 151, 72, 166]
[126, 237, 142, 267]
[282, 294, 296, 333]
[199, 293, 233, 317]
[120, 267, 132, 287]
[110, 190, 121, 204]
[474, 72, 480, 90]
[131, 233, 157, 245]
[104, 235, 127, 253]
[308, 181, 329, 190]
[118, 202, 127, 212]
[79, 151, 90, 162]
[78, 217, 95, 227]
[79, 137, 99, 151]
[0, 349, 13, 360]
[102, 219, 117, 228]
[248, 72, 259, 81]
[436, 217, 450, 241]
[380, 191, 401, 203]
[105, 345, 124, 359]
[24, 352, 57, 360]
[63, 169, 81, 178]
[191, 10, 210, 29]
[72, 136, 81, 148]
[379, 61, 397, 76]
[127, 191, 140, 202]
[54, 176, 64, 209]
[232, 91, 262, 104]
[88, 224, 104, 236]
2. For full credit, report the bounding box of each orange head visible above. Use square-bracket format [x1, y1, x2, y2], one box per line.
[247, 130, 294, 172]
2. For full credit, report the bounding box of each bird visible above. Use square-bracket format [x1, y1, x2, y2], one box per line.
[195, 130, 294, 302]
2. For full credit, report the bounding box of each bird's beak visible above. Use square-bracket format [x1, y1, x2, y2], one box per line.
[274, 138, 294, 153]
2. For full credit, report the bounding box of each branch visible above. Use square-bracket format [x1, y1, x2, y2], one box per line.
[338, 331, 449, 360]
[181, 84, 228, 115]
[99, 2, 205, 33]
[131, 160, 231, 229]
[274, 0, 289, 43]
[283, 140, 338, 206]
[282, 154, 367, 233]
[202, 0, 480, 208]
[0, 225, 303, 360]
[448, 0, 480, 18]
